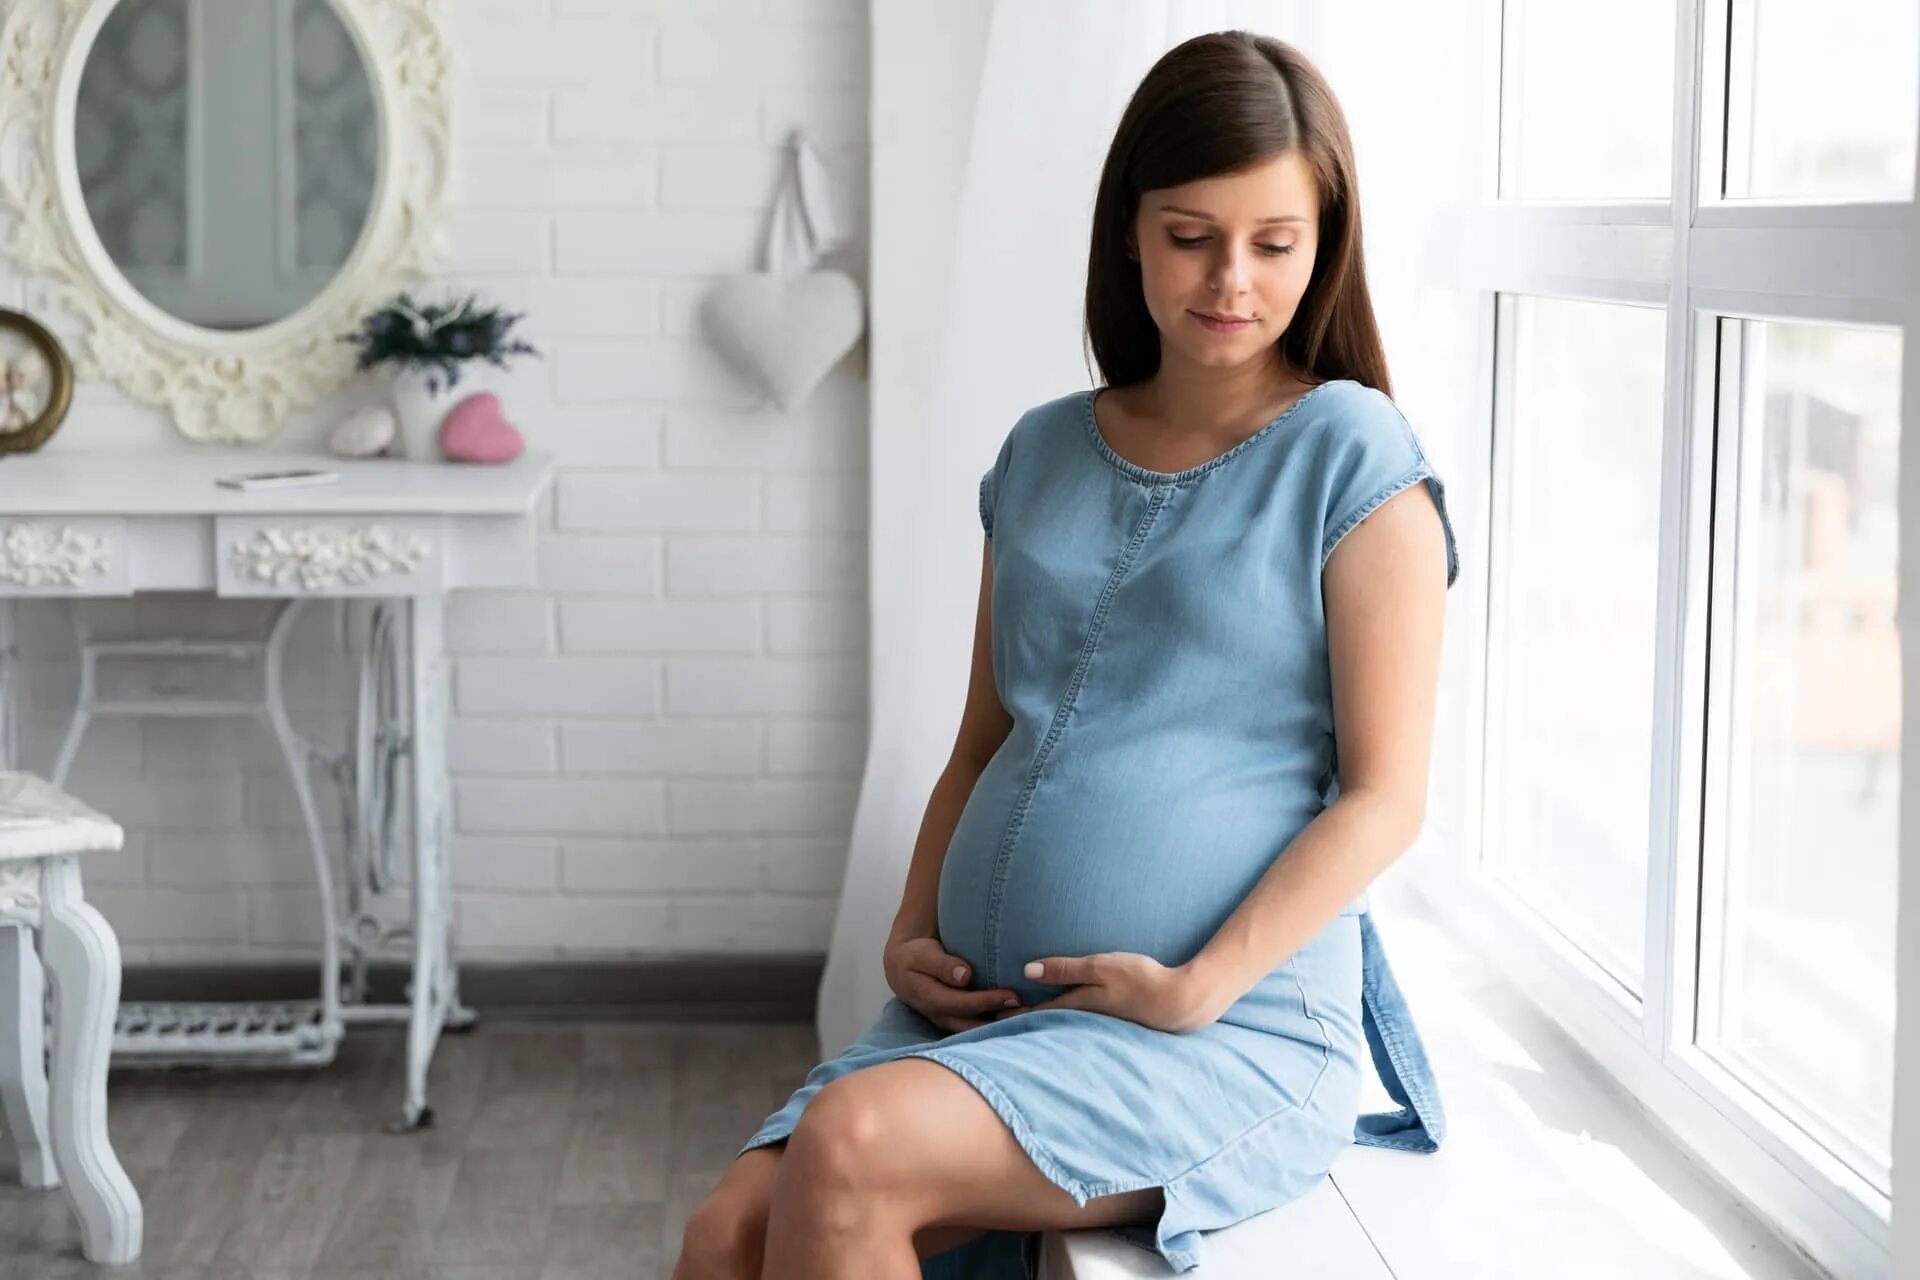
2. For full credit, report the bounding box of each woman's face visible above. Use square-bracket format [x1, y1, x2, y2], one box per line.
[1128, 151, 1320, 374]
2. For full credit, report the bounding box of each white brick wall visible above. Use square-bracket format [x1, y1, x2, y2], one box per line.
[7, 1, 870, 964]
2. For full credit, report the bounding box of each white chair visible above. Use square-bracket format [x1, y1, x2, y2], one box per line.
[0, 771, 142, 1265]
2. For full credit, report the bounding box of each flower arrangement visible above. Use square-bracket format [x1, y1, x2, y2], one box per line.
[340, 291, 540, 395]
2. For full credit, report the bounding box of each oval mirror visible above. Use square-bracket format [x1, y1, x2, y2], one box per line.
[72, 0, 380, 332]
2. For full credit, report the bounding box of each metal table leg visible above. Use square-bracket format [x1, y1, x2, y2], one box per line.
[33, 596, 472, 1132]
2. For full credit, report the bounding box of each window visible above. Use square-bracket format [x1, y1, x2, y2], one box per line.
[1722, 0, 1917, 201]
[1483, 297, 1666, 995]
[1697, 318, 1902, 1190]
[1405, 2, 1914, 1274]
[1501, 0, 1674, 199]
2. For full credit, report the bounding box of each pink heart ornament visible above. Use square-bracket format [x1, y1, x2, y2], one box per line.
[437, 392, 524, 463]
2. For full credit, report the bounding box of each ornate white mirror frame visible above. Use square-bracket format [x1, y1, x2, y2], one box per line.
[0, 0, 452, 443]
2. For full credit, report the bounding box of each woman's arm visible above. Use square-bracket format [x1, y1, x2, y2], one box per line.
[888, 757, 993, 946]
[1185, 479, 1450, 1017]
[889, 539, 1013, 945]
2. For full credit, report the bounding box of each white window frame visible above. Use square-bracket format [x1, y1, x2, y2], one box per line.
[1400, 1, 1913, 1275]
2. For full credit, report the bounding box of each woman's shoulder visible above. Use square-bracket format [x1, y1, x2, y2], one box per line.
[986, 388, 1096, 463]
[1019, 387, 1096, 433]
[1293, 379, 1430, 463]
[1299, 378, 1404, 431]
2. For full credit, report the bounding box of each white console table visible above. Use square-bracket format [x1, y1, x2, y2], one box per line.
[0, 448, 554, 1132]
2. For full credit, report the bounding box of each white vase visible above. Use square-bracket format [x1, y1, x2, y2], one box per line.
[389, 366, 462, 460]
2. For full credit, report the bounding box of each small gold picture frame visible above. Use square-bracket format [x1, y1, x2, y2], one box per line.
[0, 307, 74, 454]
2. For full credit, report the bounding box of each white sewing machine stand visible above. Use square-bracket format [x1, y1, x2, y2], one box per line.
[0, 448, 553, 1132]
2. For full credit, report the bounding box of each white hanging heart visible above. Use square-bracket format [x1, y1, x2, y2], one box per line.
[701, 129, 866, 412]
[702, 269, 864, 413]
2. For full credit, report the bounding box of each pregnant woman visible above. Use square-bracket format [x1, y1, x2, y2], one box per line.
[676, 30, 1458, 1280]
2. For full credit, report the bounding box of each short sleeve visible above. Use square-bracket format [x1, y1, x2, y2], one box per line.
[1317, 396, 1460, 588]
[978, 427, 1014, 541]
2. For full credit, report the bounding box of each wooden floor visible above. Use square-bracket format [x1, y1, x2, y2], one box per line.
[0, 1020, 823, 1279]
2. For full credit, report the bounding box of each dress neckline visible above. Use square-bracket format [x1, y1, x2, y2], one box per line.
[1081, 380, 1343, 485]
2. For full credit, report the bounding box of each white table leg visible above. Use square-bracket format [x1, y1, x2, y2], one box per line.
[0, 921, 55, 1189]
[39, 855, 141, 1265]
[263, 599, 344, 1040]
[392, 595, 450, 1133]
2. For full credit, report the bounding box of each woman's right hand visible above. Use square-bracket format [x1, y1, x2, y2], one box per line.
[884, 934, 1021, 1034]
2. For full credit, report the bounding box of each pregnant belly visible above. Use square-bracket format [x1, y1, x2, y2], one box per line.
[936, 747, 1322, 1000]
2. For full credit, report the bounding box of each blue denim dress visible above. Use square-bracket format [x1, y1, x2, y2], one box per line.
[738, 380, 1459, 1277]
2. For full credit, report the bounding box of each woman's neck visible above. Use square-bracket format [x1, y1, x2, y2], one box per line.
[1135, 354, 1311, 433]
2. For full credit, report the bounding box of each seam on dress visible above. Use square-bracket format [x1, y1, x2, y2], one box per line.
[903, 1047, 1097, 1204]
[979, 484, 1169, 985]
[1134, 1045, 1336, 1274]
[979, 468, 994, 539]
[1081, 381, 1343, 487]
[1153, 963, 1335, 1194]
[1290, 949, 1336, 1062]
[1318, 462, 1433, 570]
[1154, 1050, 1337, 1205]
[1318, 401, 1461, 587]
[1380, 405, 1459, 587]
[918, 1034, 1261, 1210]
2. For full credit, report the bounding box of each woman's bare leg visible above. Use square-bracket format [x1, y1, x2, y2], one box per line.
[671, 1138, 989, 1278]
[764, 1062, 1164, 1278]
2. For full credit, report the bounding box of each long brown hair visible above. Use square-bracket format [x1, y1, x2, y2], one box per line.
[1083, 31, 1392, 399]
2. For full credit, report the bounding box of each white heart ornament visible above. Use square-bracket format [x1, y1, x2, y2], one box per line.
[702, 270, 863, 413]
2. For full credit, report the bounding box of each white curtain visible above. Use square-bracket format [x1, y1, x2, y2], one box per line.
[832, 0, 1475, 1055]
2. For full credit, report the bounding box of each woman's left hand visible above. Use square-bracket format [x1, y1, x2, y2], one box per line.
[992, 952, 1221, 1034]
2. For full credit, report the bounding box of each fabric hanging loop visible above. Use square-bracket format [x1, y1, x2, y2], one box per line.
[762, 131, 845, 276]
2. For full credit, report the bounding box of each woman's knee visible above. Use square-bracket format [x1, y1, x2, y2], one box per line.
[767, 1096, 996, 1259]
[780, 1081, 898, 1200]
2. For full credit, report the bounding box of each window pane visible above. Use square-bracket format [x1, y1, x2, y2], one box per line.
[1504, 0, 1673, 200]
[1700, 320, 1901, 1186]
[1487, 297, 1667, 995]
[1724, 0, 1918, 201]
